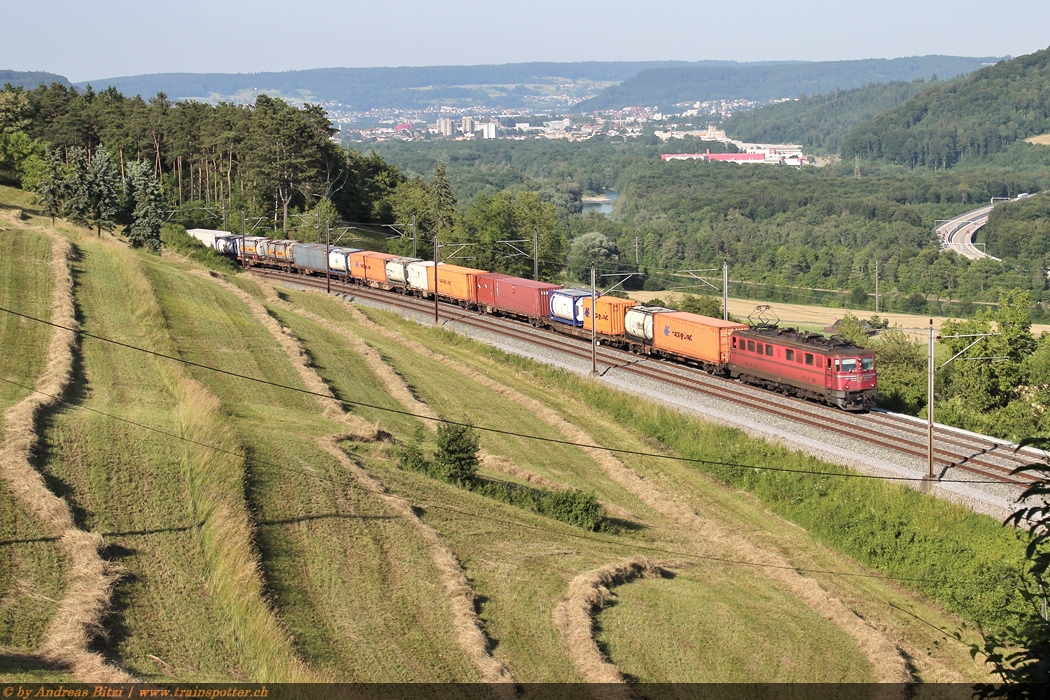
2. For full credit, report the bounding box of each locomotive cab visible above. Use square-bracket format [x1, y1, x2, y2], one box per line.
[827, 351, 877, 411]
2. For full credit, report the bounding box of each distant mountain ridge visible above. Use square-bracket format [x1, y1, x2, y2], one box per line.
[74, 61, 787, 110]
[1, 69, 71, 88]
[579, 56, 1002, 111]
[841, 46, 1050, 168]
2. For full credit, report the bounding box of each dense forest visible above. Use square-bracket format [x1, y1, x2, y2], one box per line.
[578, 56, 996, 111]
[0, 82, 402, 231]
[370, 137, 736, 209]
[841, 46, 1050, 168]
[0, 82, 569, 277]
[374, 136, 1050, 310]
[721, 78, 944, 154]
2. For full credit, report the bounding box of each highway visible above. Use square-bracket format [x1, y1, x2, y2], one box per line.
[935, 202, 1001, 261]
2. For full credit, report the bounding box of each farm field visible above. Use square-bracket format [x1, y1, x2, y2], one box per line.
[0, 184, 1025, 684]
[630, 290, 1050, 337]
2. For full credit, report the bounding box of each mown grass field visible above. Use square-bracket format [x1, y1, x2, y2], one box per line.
[0, 221, 70, 679]
[0, 182, 1020, 683]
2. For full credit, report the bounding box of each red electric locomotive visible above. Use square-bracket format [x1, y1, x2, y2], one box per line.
[727, 325, 876, 411]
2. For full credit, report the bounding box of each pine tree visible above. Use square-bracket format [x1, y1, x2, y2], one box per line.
[36, 148, 67, 224]
[124, 161, 163, 251]
[83, 147, 120, 236]
[431, 162, 456, 236]
[62, 147, 91, 229]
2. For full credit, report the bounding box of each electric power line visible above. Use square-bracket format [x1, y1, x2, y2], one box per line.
[0, 376, 1001, 587]
[0, 304, 1036, 487]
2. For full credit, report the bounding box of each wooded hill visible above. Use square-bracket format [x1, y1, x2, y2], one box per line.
[841, 46, 1050, 168]
[721, 78, 944, 154]
[578, 56, 997, 111]
[72, 61, 747, 111]
[1, 70, 70, 89]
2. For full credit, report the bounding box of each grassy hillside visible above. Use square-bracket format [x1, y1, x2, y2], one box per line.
[0, 183, 1033, 683]
[0, 214, 71, 680]
[721, 78, 945, 154]
[842, 47, 1050, 167]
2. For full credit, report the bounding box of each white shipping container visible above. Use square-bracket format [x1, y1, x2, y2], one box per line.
[625, 306, 674, 342]
[186, 228, 228, 249]
[213, 235, 239, 256]
[406, 261, 440, 292]
[550, 294, 579, 323]
[241, 236, 269, 256]
[328, 247, 361, 273]
[386, 257, 422, 285]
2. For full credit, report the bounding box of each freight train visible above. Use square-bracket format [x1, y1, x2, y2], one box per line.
[187, 229, 877, 410]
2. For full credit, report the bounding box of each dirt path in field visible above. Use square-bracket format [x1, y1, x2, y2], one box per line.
[231, 278, 512, 687]
[259, 282, 565, 491]
[327, 297, 909, 683]
[193, 271, 380, 439]
[554, 557, 664, 688]
[0, 232, 134, 682]
[317, 437, 514, 689]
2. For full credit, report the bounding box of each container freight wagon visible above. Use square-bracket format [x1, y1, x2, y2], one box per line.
[240, 236, 269, 259]
[292, 243, 331, 274]
[624, 306, 676, 345]
[348, 251, 397, 284]
[328, 247, 362, 278]
[186, 228, 229, 249]
[475, 274, 512, 309]
[269, 240, 297, 266]
[652, 312, 747, 371]
[407, 261, 439, 294]
[581, 296, 637, 336]
[385, 257, 423, 289]
[213, 235, 240, 257]
[427, 264, 485, 305]
[485, 277, 561, 321]
[549, 289, 593, 326]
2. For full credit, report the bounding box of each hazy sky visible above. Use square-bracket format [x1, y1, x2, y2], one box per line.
[3, 0, 1048, 82]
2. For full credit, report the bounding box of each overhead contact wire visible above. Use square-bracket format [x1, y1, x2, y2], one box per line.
[0, 377, 986, 586]
[0, 304, 1031, 487]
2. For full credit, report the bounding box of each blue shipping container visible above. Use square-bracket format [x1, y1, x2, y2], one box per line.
[549, 288, 593, 326]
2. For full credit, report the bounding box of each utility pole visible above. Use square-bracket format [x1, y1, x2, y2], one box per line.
[635, 236, 640, 266]
[325, 221, 331, 294]
[412, 214, 417, 258]
[317, 200, 322, 244]
[591, 267, 598, 376]
[723, 258, 729, 321]
[240, 209, 246, 271]
[533, 226, 539, 281]
[927, 318, 935, 480]
[433, 236, 440, 326]
[854, 153, 861, 179]
[928, 327, 1004, 484]
[874, 260, 879, 314]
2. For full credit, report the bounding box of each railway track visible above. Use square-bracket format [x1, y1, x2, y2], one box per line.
[251, 268, 1041, 491]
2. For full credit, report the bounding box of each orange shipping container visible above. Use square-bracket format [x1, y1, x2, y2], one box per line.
[348, 251, 396, 281]
[581, 296, 637, 336]
[427, 264, 484, 303]
[651, 312, 747, 364]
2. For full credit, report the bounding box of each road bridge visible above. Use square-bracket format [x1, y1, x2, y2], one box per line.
[935, 202, 1000, 261]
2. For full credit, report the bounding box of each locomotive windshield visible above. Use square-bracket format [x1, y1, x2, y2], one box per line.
[862, 357, 874, 371]
[840, 358, 857, 373]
